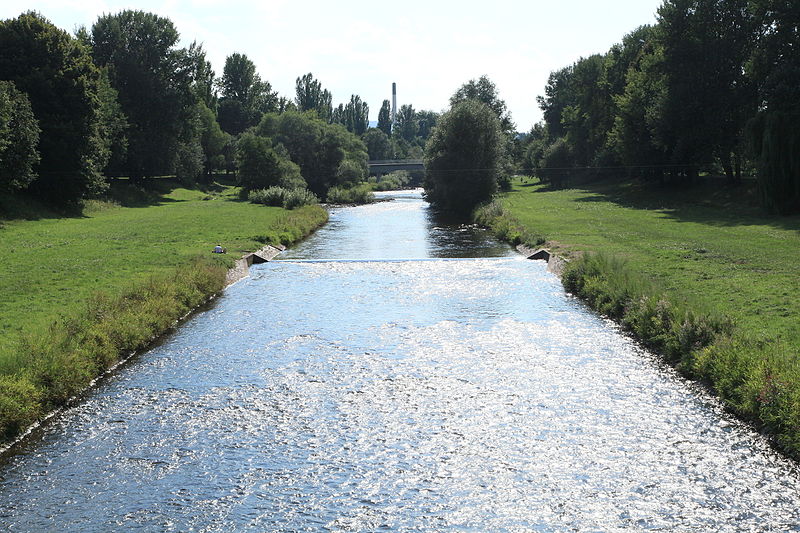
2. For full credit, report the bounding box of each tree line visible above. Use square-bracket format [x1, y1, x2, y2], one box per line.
[519, 0, 799, 214]
[0, 10, 442, 206]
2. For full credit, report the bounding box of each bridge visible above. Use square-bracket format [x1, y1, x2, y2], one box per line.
[367, 159, 424, 177]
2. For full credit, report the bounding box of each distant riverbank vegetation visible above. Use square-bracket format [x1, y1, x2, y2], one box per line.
[513, 0, 799, 215]
[0, 10, 442, 212]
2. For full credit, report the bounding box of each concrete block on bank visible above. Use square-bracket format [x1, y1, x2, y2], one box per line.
[516, 244, 569, 278]
[527, 249, 551, 261]
[243, 245, 283, 266]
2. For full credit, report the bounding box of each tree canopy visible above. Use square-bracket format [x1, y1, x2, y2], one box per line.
[0, 80, 39, 191]
[217, 52, 276, 135]
[424, 100, 502, 214]
[295, 73, 332, 122]
[91, 10, 194, 180]
[0, 11, 110, 202]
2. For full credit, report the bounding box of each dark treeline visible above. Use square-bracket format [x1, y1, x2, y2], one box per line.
[519, 0, 800, 214]
[0, 10, 439, 207]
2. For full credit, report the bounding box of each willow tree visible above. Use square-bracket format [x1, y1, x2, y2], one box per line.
[424, 100, 502, 214]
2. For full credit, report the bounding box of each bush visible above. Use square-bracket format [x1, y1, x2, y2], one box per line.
[538, 137, 574, 188]
[248, 186, 318, 209]
[326, 184, 375, 205]
[283, 188, 318, 209]
[374, 170, 412, 191]
[564, 252, 731, 364]
[336, 159, 366, 185]
[473, 200, 545, 247]
[248, 186, 287, 207]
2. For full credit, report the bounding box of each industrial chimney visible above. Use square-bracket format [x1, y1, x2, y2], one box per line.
[391, 82, 397, 133]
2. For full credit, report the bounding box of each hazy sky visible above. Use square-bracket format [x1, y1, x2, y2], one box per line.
[2, 0, 664, 131]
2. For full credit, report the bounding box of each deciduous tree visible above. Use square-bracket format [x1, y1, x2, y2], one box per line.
[295, 73, 332, 122]
[424, 100, 502, 214]
[0, 81, 39, 191]
[377, 100, 392, 136]
[92, 10, 194, 180]
[0, 12, 109, 201]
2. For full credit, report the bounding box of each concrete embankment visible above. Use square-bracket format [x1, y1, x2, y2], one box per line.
[515, 244, 569, 277]
[225, 244, 286, 286]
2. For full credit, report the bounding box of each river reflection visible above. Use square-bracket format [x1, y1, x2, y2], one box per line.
[1, 190, 799, 531]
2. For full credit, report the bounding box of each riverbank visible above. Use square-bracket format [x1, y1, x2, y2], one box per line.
[0, 179, 328, 443]
[478, 177, 800, 457]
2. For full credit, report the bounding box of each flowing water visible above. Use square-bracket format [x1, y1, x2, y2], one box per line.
[1, 190, 799, 531]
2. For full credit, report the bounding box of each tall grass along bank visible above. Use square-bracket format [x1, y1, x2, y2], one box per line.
[480, 177, 800, 457]
[0, 180, 328, 445]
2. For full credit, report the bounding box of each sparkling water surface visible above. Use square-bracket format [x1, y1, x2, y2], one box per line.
[1, 190, 798, 531]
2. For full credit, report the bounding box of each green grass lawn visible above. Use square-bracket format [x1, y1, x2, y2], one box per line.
[503, 177, 800, 347]
[495, 176, 800, 454]
[0, 179, 326, 356]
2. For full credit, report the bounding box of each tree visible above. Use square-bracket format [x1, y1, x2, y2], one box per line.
[95, 68, 128, 176]
[92, 10, 195, 180]
[747, 0, 800, 213]
[608, 41, 671, 179]
[451, 76, 514, 186]
[236, 131, 303, 192]
[254, 111, 367, 197]
[185, 41, 217, 110]
[295, 73, 332, 121]
[217, 52, 276, 135]
[0, 12, 110, 202]
[395, 104, 417, 141]
[196, 102, 228, 181]
[656, 0, 757, 182]
[424, 100, 502, 214]
[451, 75, 514, 134]
[0, 81, 39, 191]
[362, 128, 392, 160]
[338, 94, 369, 136]
[415, 110, 439, 140]
[377, 99, 392, 136]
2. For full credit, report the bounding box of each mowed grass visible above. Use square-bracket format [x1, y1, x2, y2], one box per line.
[503, 177, 800, 345]
[496, 176, 800, 454]
[0, 179, 327, 358]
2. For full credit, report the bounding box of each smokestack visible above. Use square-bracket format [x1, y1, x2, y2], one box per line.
[391, 82, 397, 133]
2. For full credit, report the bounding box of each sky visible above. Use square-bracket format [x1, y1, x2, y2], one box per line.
[2, 0, 665, 131]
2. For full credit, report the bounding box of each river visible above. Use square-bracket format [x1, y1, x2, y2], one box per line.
[1, 190, 798, 531]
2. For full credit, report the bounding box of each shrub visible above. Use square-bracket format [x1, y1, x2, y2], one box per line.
[249, 186, 287, 207]
[472, 200, 545, 248]
[538, 137, 573, 188]
[248, 186, 318, 209]
[0, 374, 42, 441]
[326, 184, 375, 205]
[374, 170, 413, 191]
[283, 188, 318, 209]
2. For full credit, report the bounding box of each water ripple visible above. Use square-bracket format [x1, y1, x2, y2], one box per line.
[1, 192, 799, 531]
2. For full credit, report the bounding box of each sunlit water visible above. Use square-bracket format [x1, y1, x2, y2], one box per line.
[1, 190, 799, 531]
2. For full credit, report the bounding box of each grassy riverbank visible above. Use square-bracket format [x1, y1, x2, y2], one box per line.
[0, 179, 328, 442]
[478, 177, 800, 455]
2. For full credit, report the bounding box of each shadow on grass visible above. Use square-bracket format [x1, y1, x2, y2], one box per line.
[554, 177, 800, 232]
[0, 174, 239, 224]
